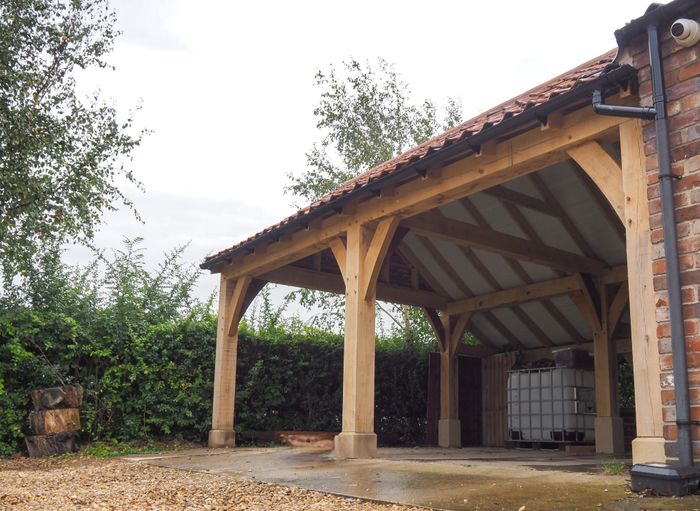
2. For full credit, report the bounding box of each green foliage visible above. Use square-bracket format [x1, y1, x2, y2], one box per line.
[601, 459, 628, 475]
[0, 0, 146, 282]
[0, 242, 433, 454]
[286, 58, 462, 204]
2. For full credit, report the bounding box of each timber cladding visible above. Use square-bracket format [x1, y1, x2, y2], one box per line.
[622, 4, 700, 458]
[482, 352, 517, 447]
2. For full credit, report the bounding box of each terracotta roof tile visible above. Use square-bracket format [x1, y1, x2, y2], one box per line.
[203, 49, 620, 268]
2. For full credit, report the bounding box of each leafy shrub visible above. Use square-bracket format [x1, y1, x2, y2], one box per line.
[0, 242, 432, 454]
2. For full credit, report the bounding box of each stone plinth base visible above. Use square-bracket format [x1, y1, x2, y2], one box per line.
[632, 436, 667, 464]
[438, 419, 461, 448]
[595, 416, 624, 455]
[208, 429, 236, 448]
[333, 432, 377, 459]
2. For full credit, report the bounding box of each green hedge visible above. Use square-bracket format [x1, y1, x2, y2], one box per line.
[0, 309, 430, 455]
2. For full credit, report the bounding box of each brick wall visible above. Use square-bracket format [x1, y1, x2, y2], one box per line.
[620, 7, 700, 460]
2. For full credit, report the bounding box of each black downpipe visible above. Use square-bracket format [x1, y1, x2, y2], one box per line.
[592, 22, 693, 469]
[647, 21, 694, 469]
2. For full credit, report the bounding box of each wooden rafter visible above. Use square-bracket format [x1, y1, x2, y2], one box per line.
[404, 211, 608, 275]
[413, 235, 524, 348]
[482, 185, 557, 216]
[529, 174, 599, 259]
[483, 311, 524, 347]
[511, 307, 554, 347]
[397, 243, 449, 296]
[414, 235, 472, 298]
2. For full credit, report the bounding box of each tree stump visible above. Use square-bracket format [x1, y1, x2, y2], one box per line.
[31, 385, 84, 410]
[25, 432, 78, 457]
[29, 408, 81, 435]
[25, 385, 83, 457]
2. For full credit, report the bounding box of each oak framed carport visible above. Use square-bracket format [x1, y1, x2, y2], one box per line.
[202, 51, 664, 464]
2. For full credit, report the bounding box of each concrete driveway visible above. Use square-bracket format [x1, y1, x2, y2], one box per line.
[126, 446, 700, 510]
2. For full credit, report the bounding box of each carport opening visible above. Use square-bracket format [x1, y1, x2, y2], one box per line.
[413, 144, 634, 454]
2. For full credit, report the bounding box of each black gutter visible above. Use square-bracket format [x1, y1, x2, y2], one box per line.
[201, 64, 637, 271]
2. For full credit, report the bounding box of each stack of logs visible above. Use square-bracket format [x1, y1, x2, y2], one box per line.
[25, 385, 83, 457]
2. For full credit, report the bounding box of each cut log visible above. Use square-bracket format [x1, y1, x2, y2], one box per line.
[25, 432, 78, 457]
[31, 385, 83, 410]
[29, 408, 81, 435]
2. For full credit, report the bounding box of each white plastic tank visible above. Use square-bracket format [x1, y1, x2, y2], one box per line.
[507, 367, 595, 443]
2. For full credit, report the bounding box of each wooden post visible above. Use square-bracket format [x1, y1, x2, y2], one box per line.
[571, 276, 623, 455]
[620, 119, 665, 464]
[423, 308, 470, 447]
[593, 285, 625, 456]
[438, 313, 470, 447]
[208, 275, 256, 448]
[333, 218, 398, 459]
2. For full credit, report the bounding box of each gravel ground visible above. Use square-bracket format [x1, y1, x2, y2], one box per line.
[0, 456, 420, 511]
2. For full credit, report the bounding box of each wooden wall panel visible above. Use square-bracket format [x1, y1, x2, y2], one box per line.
[481, 352, 516, 447]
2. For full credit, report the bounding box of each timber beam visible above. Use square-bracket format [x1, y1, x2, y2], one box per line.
[403, 213, 608, 275]
[261, 265, 448, 309]
[217, 106, 626, 280]
[444, 274, 584, 316]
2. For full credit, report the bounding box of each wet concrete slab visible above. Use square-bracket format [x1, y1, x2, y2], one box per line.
[126, 446, 700, 510]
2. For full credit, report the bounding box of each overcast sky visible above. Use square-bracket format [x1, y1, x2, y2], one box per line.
[66, 0, 656, 305]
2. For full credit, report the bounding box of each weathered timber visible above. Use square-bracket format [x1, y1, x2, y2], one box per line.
[29, 408, 81, 435]
[25, 432, 78, 457]
[31, 385, 83, 410]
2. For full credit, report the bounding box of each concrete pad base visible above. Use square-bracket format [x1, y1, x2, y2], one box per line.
[632, 436, 667, 464]
[333, 432, 376, 459]
[595, 416, 624, 455]
[208, 429, 236, 448]
[438, 419, 461, 448]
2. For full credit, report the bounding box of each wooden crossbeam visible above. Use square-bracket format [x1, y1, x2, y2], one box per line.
[445, 274, 583, 315]
[260, 265, 448, 309]
[403, 212, 608, 275]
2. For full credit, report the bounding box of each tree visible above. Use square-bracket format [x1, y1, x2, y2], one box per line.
[0, 0, 145, 283]
[286, 58, 461, 205]
[285, 58, 462, 339]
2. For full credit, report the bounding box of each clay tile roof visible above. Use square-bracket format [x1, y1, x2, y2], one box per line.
[203, 49, 624, 269]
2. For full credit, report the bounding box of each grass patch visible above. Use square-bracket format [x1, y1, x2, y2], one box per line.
[601, 459, 628, 475]
[71, 440, 195, 458]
